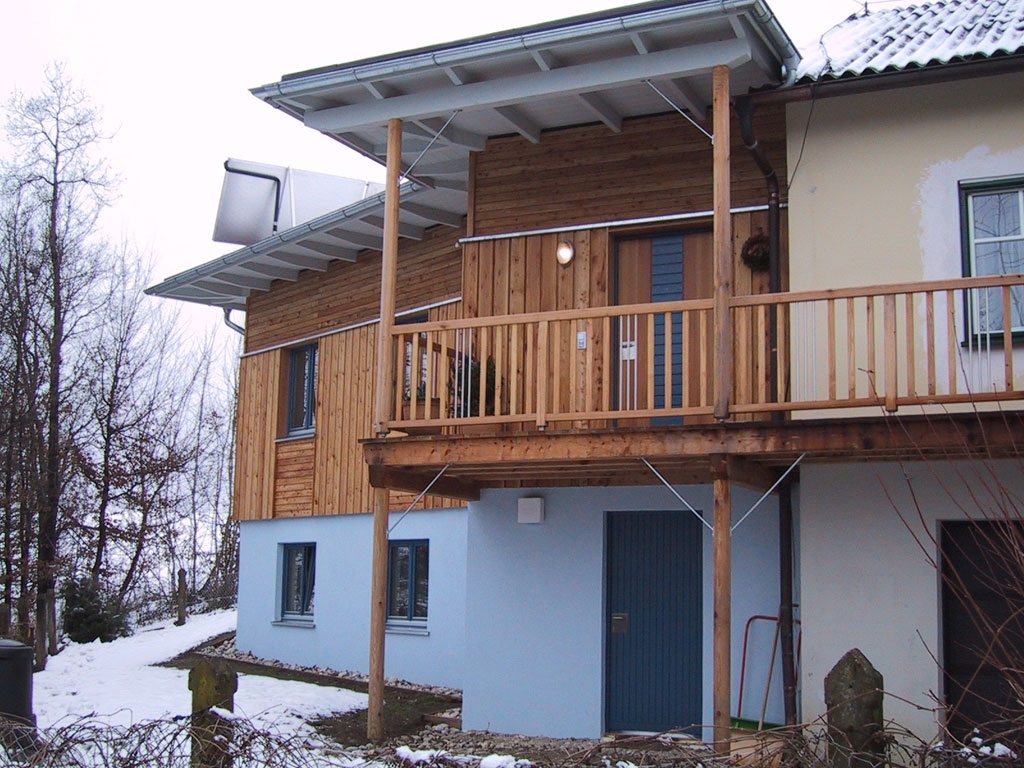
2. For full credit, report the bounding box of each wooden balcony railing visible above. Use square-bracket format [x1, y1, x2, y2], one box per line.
[389, 274, 1024, 434]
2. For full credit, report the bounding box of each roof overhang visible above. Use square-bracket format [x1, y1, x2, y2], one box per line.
[148, 0, 797, 310]
[252, 0, 797, 187]
[145, 180, 465, 310]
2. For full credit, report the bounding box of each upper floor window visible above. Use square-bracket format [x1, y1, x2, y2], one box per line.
[287, 344, 317, 435]
[282, 543, 316, 620]
[388, 539, 429, 623]
[961, 179, 1024, 336]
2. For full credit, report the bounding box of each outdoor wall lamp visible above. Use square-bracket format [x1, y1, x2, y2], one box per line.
[556, 240, 575, 266]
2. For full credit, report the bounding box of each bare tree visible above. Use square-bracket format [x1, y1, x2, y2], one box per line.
[1, 64, 238, 652]
[3, 63, 113, 666]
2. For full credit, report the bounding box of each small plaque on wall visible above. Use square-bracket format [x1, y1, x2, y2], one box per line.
[517, 497, 545, 524]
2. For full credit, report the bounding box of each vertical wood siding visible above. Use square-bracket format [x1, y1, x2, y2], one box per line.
[463, 230, 611, 430]
[233, 350, 282, 521]
[461, 210, 782, 426]
[234, 302, 465, 522]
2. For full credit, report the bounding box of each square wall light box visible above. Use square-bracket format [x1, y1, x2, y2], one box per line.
[517, 497, 545, 524]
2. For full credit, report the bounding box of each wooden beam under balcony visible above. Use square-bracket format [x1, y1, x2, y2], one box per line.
[363, 411, 1024, 489]
[726, 455, 782, 493]
[368, 466, 481, 501]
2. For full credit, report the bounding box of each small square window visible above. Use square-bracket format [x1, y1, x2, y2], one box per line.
[961, 179, 1024, 337]
[287, 344, 317, 435]
[388, 540, 428, 622]
[282, 543, 315, 620]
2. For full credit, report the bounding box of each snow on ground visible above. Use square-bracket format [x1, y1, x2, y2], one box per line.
[32, 609, 367, 736]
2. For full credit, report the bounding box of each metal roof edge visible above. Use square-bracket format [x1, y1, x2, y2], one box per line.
[250, 0, 798, 103]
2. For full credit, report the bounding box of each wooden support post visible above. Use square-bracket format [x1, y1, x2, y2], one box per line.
[368, 485, 390, 741]
[712, 65, 733, 421]
[711, 454, 732, 752]
[175, 567, 187, 626]
[368, 117, 402, 742]
[372, 118, 403, 436]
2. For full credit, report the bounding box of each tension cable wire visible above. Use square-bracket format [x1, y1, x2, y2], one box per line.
[639, 457, 714, 533]
[731, 453, 806, 534]
[404, 110, 462, 178]
[388, 463, 452, 534]
[644, 80, 714, 143]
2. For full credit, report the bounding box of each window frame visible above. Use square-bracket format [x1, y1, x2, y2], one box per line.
[959, 177, 1024, 343]
[387, 539, 429, 625]
[286, 344, 318, 436]
[280, 542, 316, 622]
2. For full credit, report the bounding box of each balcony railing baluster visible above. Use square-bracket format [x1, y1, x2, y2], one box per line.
[385, 274, 1024, 434]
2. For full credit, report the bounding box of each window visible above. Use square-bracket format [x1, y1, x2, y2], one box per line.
[961, 179, 1024, 336]
[281, 543, 315, 620]
[388, 540, 428, 623]
[287, 344, 317, 434]
[399, 312, 430, 401]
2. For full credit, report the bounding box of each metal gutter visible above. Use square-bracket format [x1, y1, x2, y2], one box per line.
[251, 0, 798, 103]
[751, 52, 1024, 105]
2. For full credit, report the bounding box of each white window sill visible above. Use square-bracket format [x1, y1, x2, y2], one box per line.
[386, 622, 429, 636]
[272, 618, 315, 629]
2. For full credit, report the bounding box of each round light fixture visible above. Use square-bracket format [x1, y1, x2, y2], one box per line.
[556, 240, 575, 266]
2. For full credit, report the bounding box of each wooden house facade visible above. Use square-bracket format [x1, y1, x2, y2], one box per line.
[148, 0, 1024, 747]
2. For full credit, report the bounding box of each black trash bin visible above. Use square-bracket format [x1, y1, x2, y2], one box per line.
[0, 639, 36, 754]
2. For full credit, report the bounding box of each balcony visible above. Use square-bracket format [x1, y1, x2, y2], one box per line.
[368, 274, 1024, 493]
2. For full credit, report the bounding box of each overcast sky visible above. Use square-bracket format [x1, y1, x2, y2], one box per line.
[0, 0, 875, 328]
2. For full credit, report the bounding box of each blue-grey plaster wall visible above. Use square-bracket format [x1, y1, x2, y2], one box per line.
[236, 507, 467, 688]
[461, 484, 786, 739]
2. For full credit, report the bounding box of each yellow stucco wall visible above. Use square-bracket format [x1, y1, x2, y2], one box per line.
[782, 72, 1024, 411]
[786, 70, 1024, 290]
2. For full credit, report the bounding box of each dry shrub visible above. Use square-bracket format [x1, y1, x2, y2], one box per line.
[0, 713, 363, 767]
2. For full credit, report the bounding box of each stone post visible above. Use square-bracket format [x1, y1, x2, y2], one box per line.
[824, 648, 886, 768]
[188, 660, 238, 768]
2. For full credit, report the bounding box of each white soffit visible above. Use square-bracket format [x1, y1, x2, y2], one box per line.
[252, 0, 797, 181]
[145, 181, 463, 310]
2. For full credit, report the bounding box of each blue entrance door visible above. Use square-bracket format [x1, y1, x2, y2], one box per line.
[605, 510, 703, 733]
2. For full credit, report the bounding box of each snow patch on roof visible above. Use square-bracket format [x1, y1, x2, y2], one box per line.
[795, 0, 1024, 82]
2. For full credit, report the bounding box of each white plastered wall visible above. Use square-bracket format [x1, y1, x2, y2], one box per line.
[798, 459, 1024, 738]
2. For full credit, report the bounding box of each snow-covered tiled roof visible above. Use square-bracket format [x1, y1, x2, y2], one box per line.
[795, 0, 1024, 82]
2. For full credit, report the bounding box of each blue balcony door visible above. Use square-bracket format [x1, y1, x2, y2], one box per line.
[605, 510, 703, 734]
[614, 231, 712, 424]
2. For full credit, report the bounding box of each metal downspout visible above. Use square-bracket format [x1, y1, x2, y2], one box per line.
[222, 309, 245, 335]
[778, 480, 797, 725]
[223, 160, 284, 233]
[736, 94, 797, 725]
